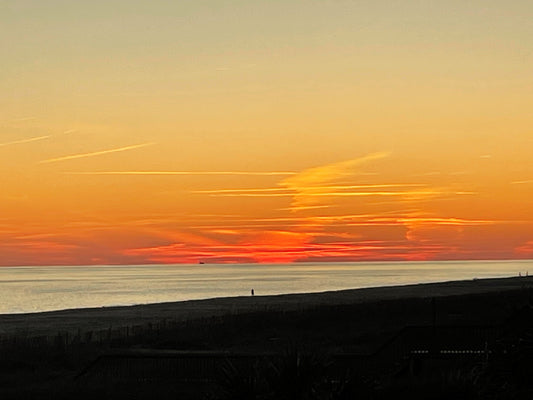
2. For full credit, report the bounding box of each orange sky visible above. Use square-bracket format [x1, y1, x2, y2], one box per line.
[1, 0, 533, 265]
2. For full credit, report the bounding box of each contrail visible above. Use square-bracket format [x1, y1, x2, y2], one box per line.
[202, 190, 474, 197]
[191, 184, 425, 194]
[65, 171, 297, 176]
[0, 135, 51, 147]
[40, 142, 155, 164]
[11, 117, 36, 122]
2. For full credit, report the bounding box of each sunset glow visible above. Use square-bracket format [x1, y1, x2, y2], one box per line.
[2, 1, 533, 265]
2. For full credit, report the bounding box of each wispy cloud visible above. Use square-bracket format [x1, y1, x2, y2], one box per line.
[280, 153, 390, 208]
[190, 214, 500, 228]
[191, 183, 424, 195]
[0, 135, 51, 147]
[277, 205, 333, 212]
[198, 190, 471, 198]
[122, 238, 455, 264]
[65, 171, 296, 176]
[40, 142, 155, 164]
[511, 179, 533, 185]
[0, 129, 79, 149]
[515, 240, 533, 255]
[384, 217, 497, 226]
[11, 116, 36, 122]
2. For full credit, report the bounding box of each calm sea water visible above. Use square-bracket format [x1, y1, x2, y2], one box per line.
[0, 260, 531, 314]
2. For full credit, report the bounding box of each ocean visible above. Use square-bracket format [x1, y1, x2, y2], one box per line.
[1, 260, 531, 314]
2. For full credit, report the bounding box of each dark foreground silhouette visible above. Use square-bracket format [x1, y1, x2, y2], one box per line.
[0, 276, 532, 399]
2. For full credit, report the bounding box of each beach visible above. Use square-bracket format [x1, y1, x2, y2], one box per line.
[1, 275, 531, 338]
[0, 275, 532, 399]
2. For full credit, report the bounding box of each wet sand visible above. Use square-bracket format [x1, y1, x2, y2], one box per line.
[0, 275, 531, 337]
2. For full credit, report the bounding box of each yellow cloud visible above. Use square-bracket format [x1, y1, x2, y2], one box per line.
[280, 152, 389, 208]
[0, 135, 51, 147]
[201, 190, 460, 197]
[40, 142, 155, 164]
[191, 183, 423, 194]
[66, 170, 295, 176]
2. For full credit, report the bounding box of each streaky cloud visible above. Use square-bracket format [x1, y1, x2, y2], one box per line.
[281, 152, 390, 208]
[11, 116, 36, 122]
[66, 171, 296, 176]
[278, 205, 333, 212]
[0, 129, 79, 149]
[0, 135, 51, 147]
[186, 214, 503, 232]
[40, 142, 155, 163]
[204, 190, 471, 197]
[191, 183, 424, 194]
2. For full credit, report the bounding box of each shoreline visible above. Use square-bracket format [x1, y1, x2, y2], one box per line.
[2, 259, 531, 315]
[1, 275, 532, 337]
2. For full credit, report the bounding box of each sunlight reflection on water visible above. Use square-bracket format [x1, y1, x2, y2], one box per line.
[0, 260, 531, 313]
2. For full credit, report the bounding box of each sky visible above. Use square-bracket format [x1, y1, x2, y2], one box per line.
[1, 0, 533, 265]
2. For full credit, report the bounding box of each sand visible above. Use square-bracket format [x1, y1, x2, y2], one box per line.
[0, 275, 531, 337]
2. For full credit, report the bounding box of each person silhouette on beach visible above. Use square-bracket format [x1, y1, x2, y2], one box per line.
[251, 288, 254, 296]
